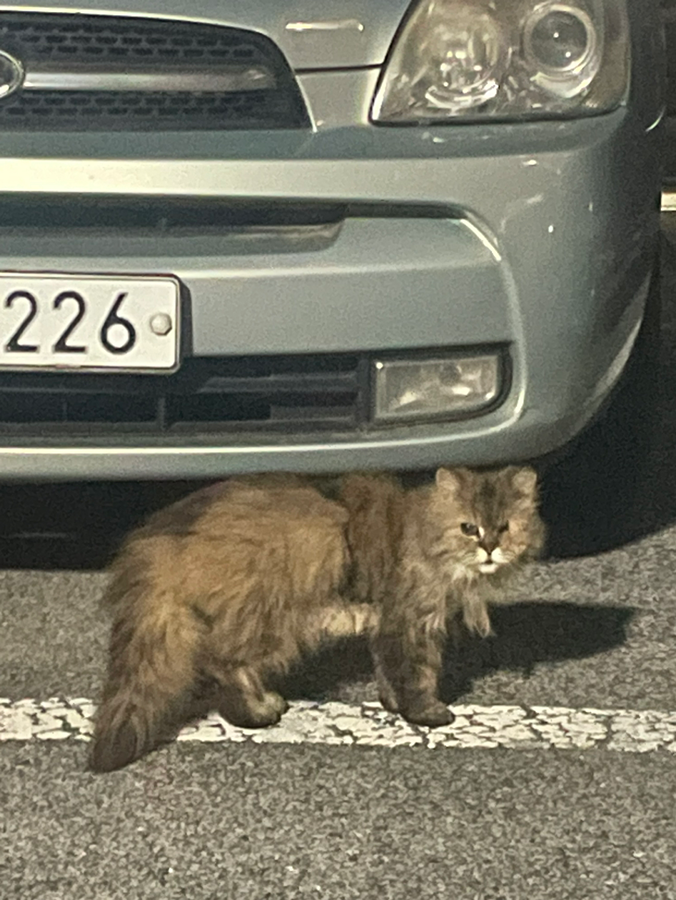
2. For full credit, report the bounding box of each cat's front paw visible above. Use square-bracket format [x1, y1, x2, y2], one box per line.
[218, 691, 289, 729]
[401, 700, 454, 728]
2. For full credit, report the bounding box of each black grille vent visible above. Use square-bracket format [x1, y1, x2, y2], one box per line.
[0, 15, 265, 64]
[0, 13, 309, 131]
[0, 88, 303, 130]
[0, 195, 347, 234]
[0, 355, 367, 437]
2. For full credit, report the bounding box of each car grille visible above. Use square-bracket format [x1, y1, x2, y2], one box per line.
[0, 355, 369, 438]
[0, 13, 309, 130]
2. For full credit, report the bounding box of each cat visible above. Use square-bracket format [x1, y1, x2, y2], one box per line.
[89, 473, 377, 773]
[337, 465, 545, 727]
[90, 465, 543, 771]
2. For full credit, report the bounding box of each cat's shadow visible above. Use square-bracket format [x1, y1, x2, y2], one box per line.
[282, 601, 634, 704]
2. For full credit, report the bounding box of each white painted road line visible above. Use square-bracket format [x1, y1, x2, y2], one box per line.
[2, 697, 676, 753]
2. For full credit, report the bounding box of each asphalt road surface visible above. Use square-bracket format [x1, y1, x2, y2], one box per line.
[3, 230, 676, 900]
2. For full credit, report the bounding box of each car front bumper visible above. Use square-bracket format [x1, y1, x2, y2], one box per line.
[0, 100, 661, 479]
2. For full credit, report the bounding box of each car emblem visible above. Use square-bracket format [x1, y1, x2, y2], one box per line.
[0, 50, 24, 98]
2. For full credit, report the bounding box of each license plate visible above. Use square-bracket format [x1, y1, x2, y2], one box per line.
[0, 274, 180, 372]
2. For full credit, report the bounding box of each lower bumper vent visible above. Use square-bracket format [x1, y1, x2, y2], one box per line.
[0, 354, 368, 437]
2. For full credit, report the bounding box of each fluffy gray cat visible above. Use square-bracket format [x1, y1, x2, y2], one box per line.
[90, 466, 544, 771]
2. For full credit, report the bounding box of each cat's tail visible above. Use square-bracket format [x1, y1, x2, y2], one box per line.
[89, 573, 201, 773]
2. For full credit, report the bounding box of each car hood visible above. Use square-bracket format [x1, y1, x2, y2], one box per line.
[18, 1, 411, 69]
[250, 0, 411, 68]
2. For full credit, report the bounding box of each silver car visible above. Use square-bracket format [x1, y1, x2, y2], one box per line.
[0, 0, 663, 480]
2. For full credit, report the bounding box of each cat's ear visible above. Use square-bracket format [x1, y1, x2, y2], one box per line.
[435, 467, 469, 495]
[509, 466, 538, 496]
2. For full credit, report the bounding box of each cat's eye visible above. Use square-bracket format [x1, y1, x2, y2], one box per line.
[461, 522, 480, 537]
[499, 522, 509, 533]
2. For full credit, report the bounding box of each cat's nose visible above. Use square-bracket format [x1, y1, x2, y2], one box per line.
[480, 541, 497, 555]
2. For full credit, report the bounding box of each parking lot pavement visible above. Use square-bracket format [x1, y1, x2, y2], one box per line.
[3, 233, 676, 899]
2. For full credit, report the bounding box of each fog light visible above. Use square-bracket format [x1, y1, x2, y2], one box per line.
[373, 353, 501, 422]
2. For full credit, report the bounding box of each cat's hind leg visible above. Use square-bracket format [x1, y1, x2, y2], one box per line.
[210, 664, 288, 729]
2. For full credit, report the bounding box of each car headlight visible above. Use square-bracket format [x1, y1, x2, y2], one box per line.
[371, 0, 629, 123]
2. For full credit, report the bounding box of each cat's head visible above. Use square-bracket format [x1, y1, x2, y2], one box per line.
[433, 465, 545, 578]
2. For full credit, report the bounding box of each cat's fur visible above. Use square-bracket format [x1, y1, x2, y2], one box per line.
[90, 474, 376, 773]
[338, 466, 545, 727]
[90, 466, 544, 772]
